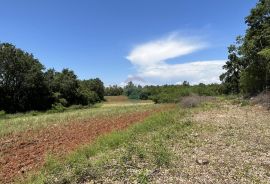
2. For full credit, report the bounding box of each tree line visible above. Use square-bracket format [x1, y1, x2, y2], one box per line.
[220, 0, 270, 95]
[105, 85, 123, 96]
[122, 81, 222, 103]
[0, 43, 104, 113]
[1, 0, 267, 112]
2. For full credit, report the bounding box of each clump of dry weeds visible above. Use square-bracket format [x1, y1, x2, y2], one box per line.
[180, 95, 215, 108]
[251, 91, 270, 109]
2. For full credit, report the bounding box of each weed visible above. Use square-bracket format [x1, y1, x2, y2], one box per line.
[180, 95, 215, 108]
[152, 138, 172, 167]
[137, 169, 149, 184]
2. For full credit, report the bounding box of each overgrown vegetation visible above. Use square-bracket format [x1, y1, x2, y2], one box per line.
[180, 95, 216, 108]
[220, 0, 270, 95]
[0, 43, 105, 113]
[105, 85, 123, 96]
[123, 81, 222, 103]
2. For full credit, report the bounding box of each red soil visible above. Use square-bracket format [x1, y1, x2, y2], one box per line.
[0, 108, 168, 183]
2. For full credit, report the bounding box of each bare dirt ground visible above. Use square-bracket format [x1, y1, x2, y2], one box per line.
[151, 104, 270, 183]
[0, 107, 167, 183]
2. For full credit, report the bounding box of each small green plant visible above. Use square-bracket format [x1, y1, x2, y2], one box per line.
[152, 138, 171, 167]
[50, 103, 66, 113]
[137, 169, 149, 184]
[0, 110, 6, 118]
[29, 111, 39, 116]
[240, 100, 250, 106]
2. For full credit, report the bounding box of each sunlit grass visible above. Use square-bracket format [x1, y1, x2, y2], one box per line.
[0, 103, 161, 137]
[21, 107, 189, 184]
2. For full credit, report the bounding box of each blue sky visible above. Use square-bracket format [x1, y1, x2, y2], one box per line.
[0, 0, 257, 86]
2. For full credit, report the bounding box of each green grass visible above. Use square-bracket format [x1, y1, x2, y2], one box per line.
[20, 107, 194, 184]
[0, 103, 162, 137]
[16, 106, 185, 183]
[17, 98, 270, 183]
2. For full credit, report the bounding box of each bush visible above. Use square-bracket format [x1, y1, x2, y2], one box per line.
[0, 110, 5, 116]
[251, 91, 270, 108]
[78, 90, 100, 105]
[0, 110, 6, 119]
[150, 93, 180, 103]
[50, 103, 66, 113]
[180, 95, 215, 108]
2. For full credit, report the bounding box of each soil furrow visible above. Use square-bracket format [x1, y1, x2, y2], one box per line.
[0, 108, 167, 183]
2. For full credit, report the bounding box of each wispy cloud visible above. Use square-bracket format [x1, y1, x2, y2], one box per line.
[125, 33, 225, 85]
[126, 33, 207, 67]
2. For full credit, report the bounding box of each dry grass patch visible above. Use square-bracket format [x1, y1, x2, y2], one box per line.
[20, 100, 270, 184]
[180, 95, 216, 108]
[251, 91, 270, 109]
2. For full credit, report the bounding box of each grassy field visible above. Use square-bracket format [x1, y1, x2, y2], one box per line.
[1, 97, 270, 183]
[0, 99, 173, 183]
[18, 98, 270, 183]
[0, 100, 156, 137]
[103, 96, 153, 107]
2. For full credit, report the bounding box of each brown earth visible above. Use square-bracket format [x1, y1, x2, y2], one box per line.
[0, 107, 170, 183]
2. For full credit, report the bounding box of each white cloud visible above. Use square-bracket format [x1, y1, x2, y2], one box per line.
[126, 33, 207, 67]
[125, 33, 226, 85]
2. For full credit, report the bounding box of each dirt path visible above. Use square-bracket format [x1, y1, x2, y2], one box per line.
[0, 108, 168, 183]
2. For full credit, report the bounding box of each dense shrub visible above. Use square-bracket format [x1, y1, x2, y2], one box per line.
[78, 89, 100, 105]
[123, 82, 222, 103]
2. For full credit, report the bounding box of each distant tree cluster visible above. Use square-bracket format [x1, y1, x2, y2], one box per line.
[220, 0, 270, 95]
[123, 82, 145, 99]
[0, 43, 104, 113]
[105, 85, 123, 96]
[123, 81, 222, 103]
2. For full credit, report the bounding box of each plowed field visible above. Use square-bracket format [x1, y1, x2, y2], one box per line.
[0, 105, 170, 183]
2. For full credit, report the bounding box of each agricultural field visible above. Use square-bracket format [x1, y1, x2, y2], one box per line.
[1, 0, 269, 183]
[103, 96, 153, 107]
[1, 97, 270, 183]
[0, 101, 173, 183]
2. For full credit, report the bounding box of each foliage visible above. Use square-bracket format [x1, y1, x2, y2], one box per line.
[0, 43, 105, 113]
[0, 43, 51, 113]
[105, 85, 123, 96]
[79, 78, 105, 101]
[123, 82, 222, 103]
[78, 79, 104, 105]
[220, 0, 270, 95]
[45, 68, 80, 106]
[220, 37, 245, 94]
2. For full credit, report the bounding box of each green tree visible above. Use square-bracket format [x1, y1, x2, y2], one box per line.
[220, 0, 270, 95]
[220, 38, 245, 94]
[182, 81, 190, 87]
[0, 43, 50, 113]
[80, 78, 105, 101]
[123, 81, 142, 99]
[44, 68, 80, 106]
[240, 0, 270, 94]
[123, 81, 136, 97]
[105, 85, 123, 96]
